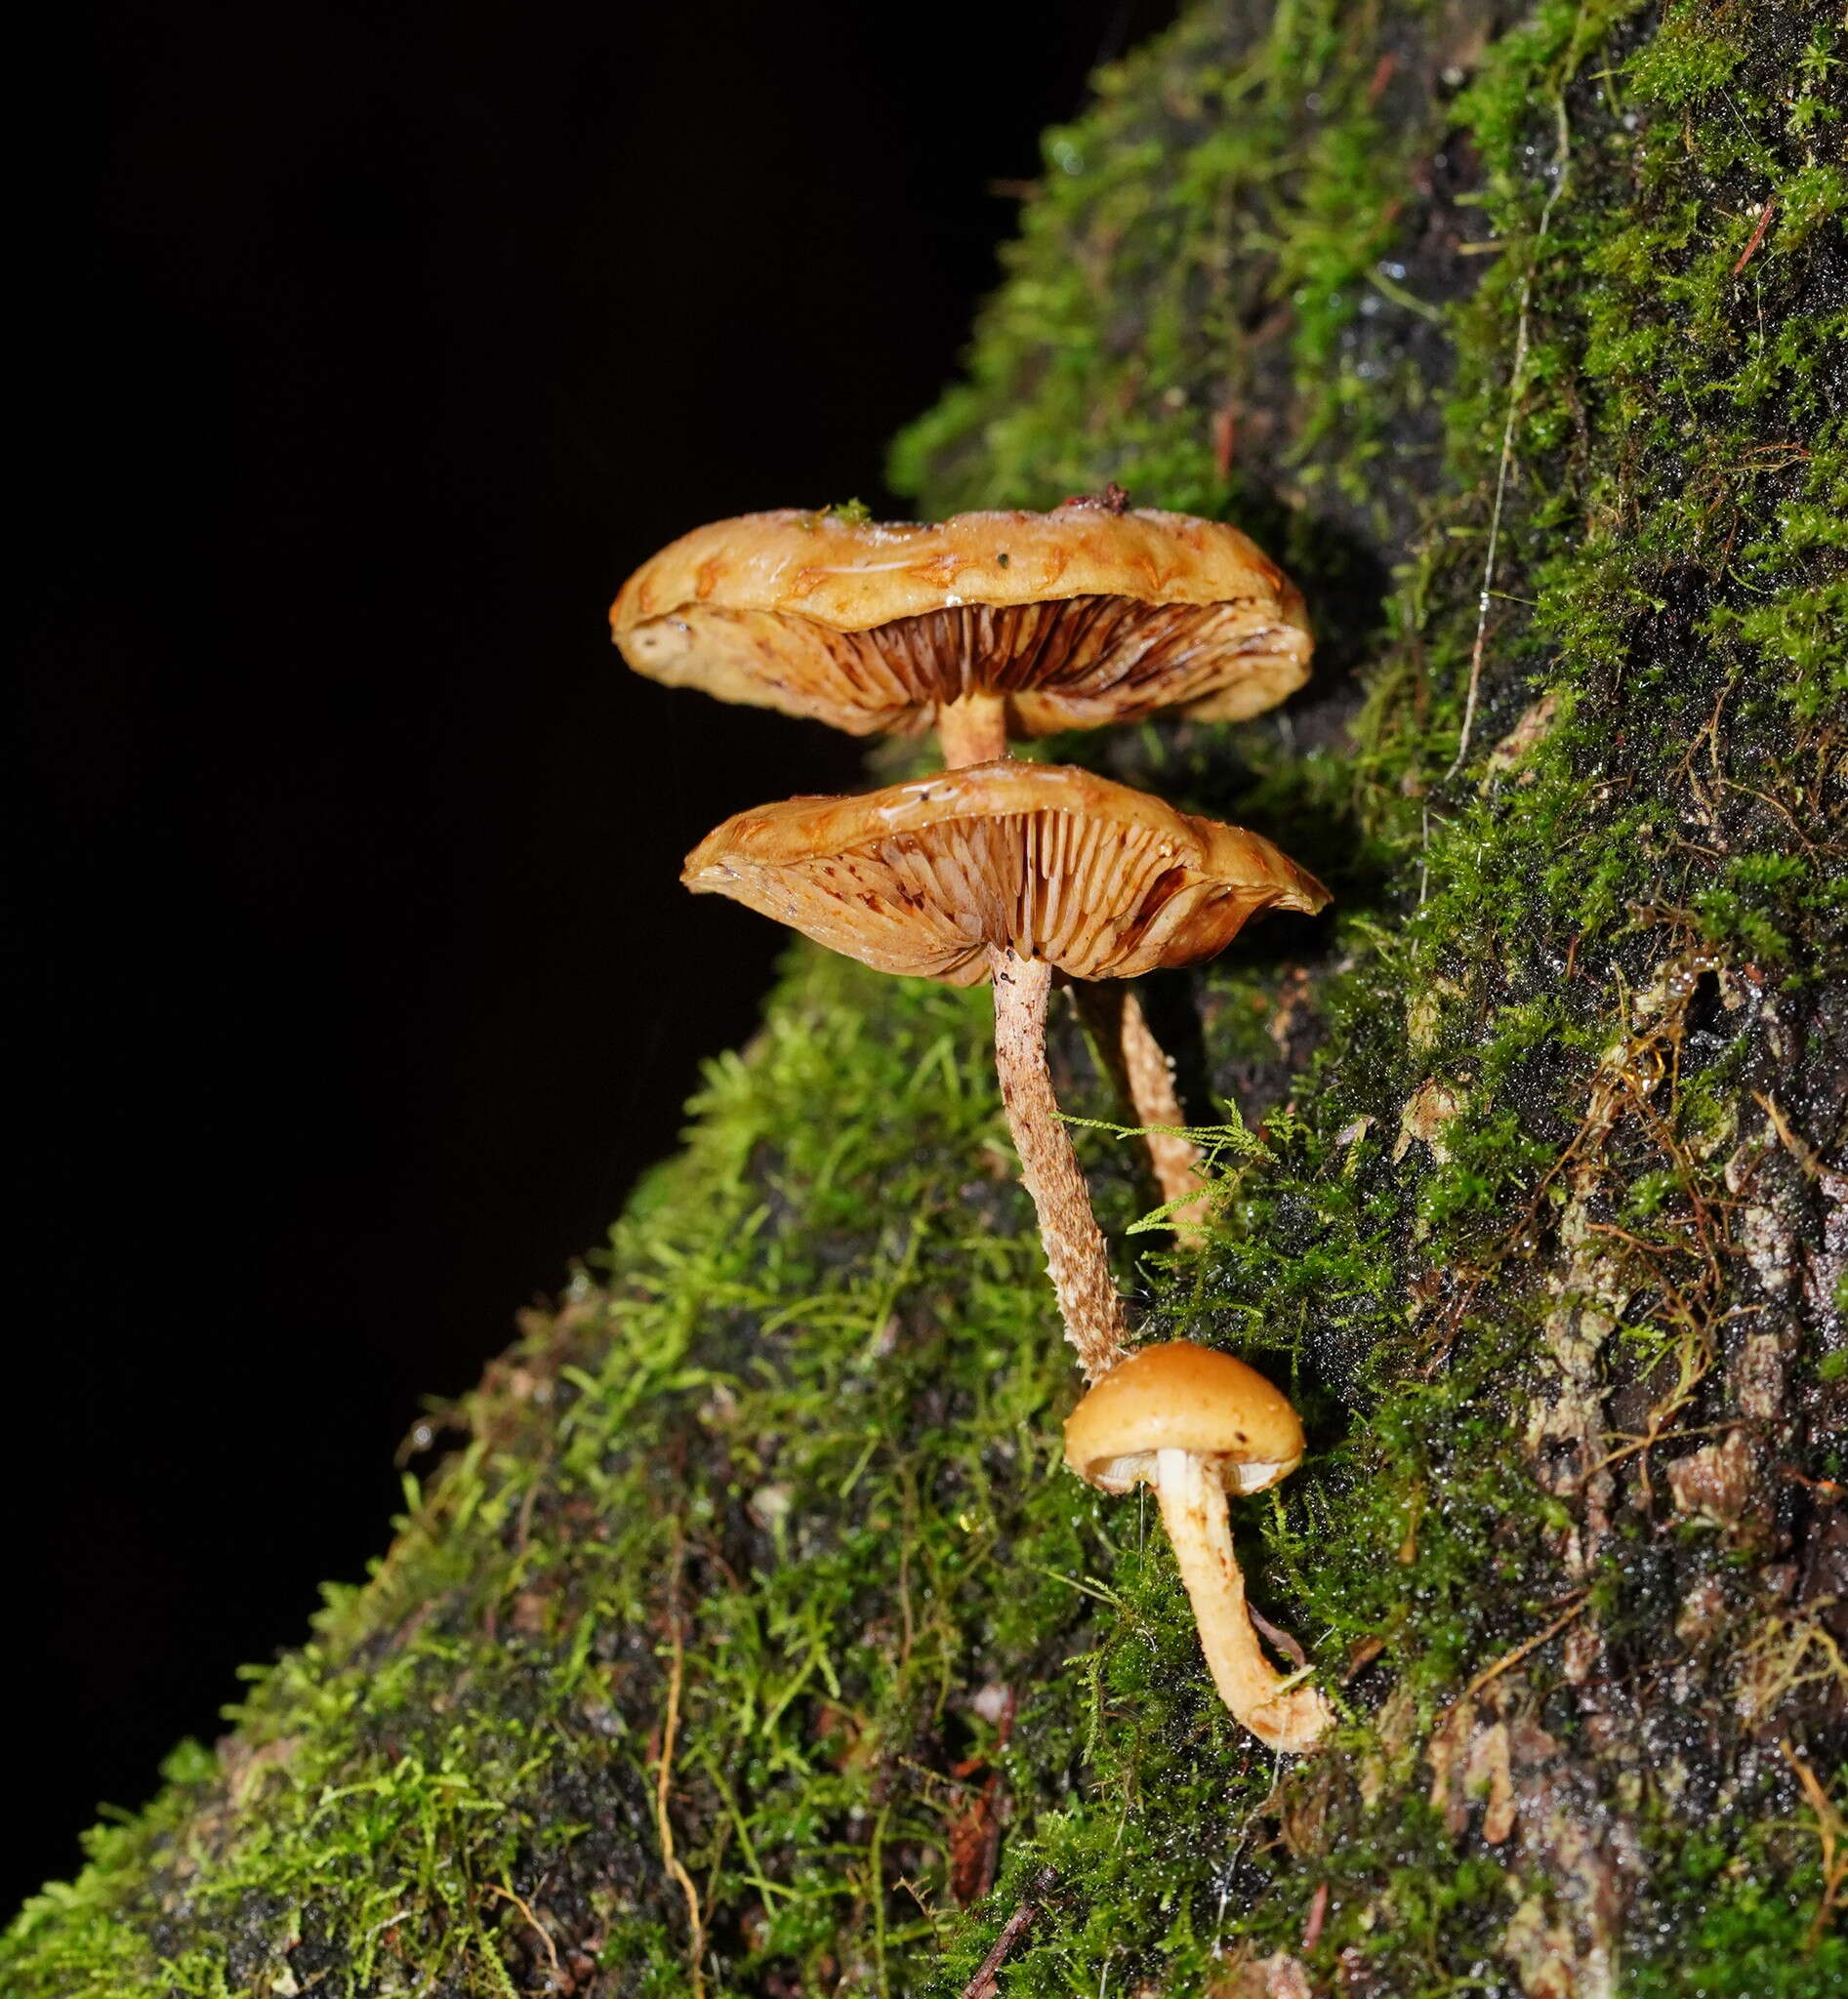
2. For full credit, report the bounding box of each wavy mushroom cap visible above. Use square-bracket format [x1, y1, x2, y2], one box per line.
[1064, 1341, 1306, 1495]
[682, 760, 1329, 988]
[612, 504, 1313, 738]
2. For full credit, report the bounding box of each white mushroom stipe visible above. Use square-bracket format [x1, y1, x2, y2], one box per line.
[1064, 1341, 1334, 1750]
[1151, 1448, 1334, 1753]
[936, 691, 1010, 768]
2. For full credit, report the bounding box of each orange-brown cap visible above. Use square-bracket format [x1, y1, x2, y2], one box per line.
[612, 502, 1312, 738]
[682, 760, 1329, 987]
[1063, 1341, 1304, 1495]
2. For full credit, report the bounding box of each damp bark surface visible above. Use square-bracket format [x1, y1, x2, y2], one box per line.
[7, 4, 1843, 1995]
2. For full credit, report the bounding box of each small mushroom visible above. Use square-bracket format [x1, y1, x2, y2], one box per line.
[614, 496, 1313, 1215]
[682, 761, 1328, 1380]
[1063, 1340, 1334, 1751]
[610, 500, 1313, 761]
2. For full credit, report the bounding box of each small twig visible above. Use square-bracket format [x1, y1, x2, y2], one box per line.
[1438, 1591, 1591, 1730]
[1779, 1465, 1846, 1503]
[1581, 1417, 1745, 1487]
[1732, 196, 1776, 276]
[1302, 1881, 1330, 1951]
[513, 1473, 542, 1556]
[1249, 1603, 1308, 1669]
[1448, 100, 1572, 779]
[1781, 1737, 1846, 1952]
[961, 1867, 1058, 1999]
[481, 1883, 561, 1979]
[1584, 1217, 1704, 1257]
[1723, 779, 1827, 859]
[1755, 1091, 1823, 1178]
[655, 1529, 707, 1999]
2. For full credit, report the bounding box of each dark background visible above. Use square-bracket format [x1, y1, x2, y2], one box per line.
[14, 0, 1175, 1911]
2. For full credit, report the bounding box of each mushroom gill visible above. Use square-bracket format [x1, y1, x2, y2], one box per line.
[683, 761, 1328, 1379]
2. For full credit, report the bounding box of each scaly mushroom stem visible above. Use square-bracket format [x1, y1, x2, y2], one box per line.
[937, 692, 1009, 768]
[1072, 984, 1211, 1228]
[936, 693, 1212, 1229]
[989, 947, 1130, 1382]
[1152, 1446, 1334, 1752]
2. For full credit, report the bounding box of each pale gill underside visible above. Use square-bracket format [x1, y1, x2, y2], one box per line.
[622, 592, 1311, 737]
[688, 805, 1308, 986]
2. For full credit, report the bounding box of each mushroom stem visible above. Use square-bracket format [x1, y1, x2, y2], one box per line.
[937, 688, 1211, 1243]
[989, 947, 1131, 1382]
[1072, 984, 1211, 1228]
[937, 693, 1009, 768]
[1151, 1446, 1334, 1752]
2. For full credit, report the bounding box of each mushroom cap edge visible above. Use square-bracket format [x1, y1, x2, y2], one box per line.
[610, 504, 1306, 636]
[1063, 1339, 1305, 1495]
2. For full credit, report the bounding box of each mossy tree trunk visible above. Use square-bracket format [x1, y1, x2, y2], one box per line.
[8, 3, 1842, 1995]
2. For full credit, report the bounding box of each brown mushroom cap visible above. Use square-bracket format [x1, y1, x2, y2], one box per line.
[682, 760, 1329, 988]
[612, 504, 1313, 738]
[1063, 1341, 1305, 1495]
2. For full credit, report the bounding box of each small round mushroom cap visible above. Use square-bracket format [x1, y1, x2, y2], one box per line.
[1064, 1341, 1305, 1495]
[612, 503, 1313, 738]
[682, 760, 1329, 988]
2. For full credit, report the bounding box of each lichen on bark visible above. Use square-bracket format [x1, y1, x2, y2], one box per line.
[6, 2, 1843, 1994]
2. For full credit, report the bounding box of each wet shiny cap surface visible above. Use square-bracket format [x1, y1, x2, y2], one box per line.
[612, 502, 1314, 737]
[1063, 1339, 1306, 1495]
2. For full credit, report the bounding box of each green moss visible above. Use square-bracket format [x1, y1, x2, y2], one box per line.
[8, 0, 1844, 1992]
[886, 0, 1468, 570]
[1627, 1832, 1848, 1998]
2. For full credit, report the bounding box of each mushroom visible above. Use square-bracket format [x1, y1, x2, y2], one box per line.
[611, 499, 1311, 763]
[614, 497, 1314, 1213]
[682, 760, 1329, 1381]
[1063, 1340, 1334, 1751]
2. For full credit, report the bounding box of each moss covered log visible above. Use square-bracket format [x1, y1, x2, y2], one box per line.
[8, 1, 1843, 1992]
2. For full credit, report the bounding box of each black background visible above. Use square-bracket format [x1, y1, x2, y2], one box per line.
[15, 0, 1176, 1911]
